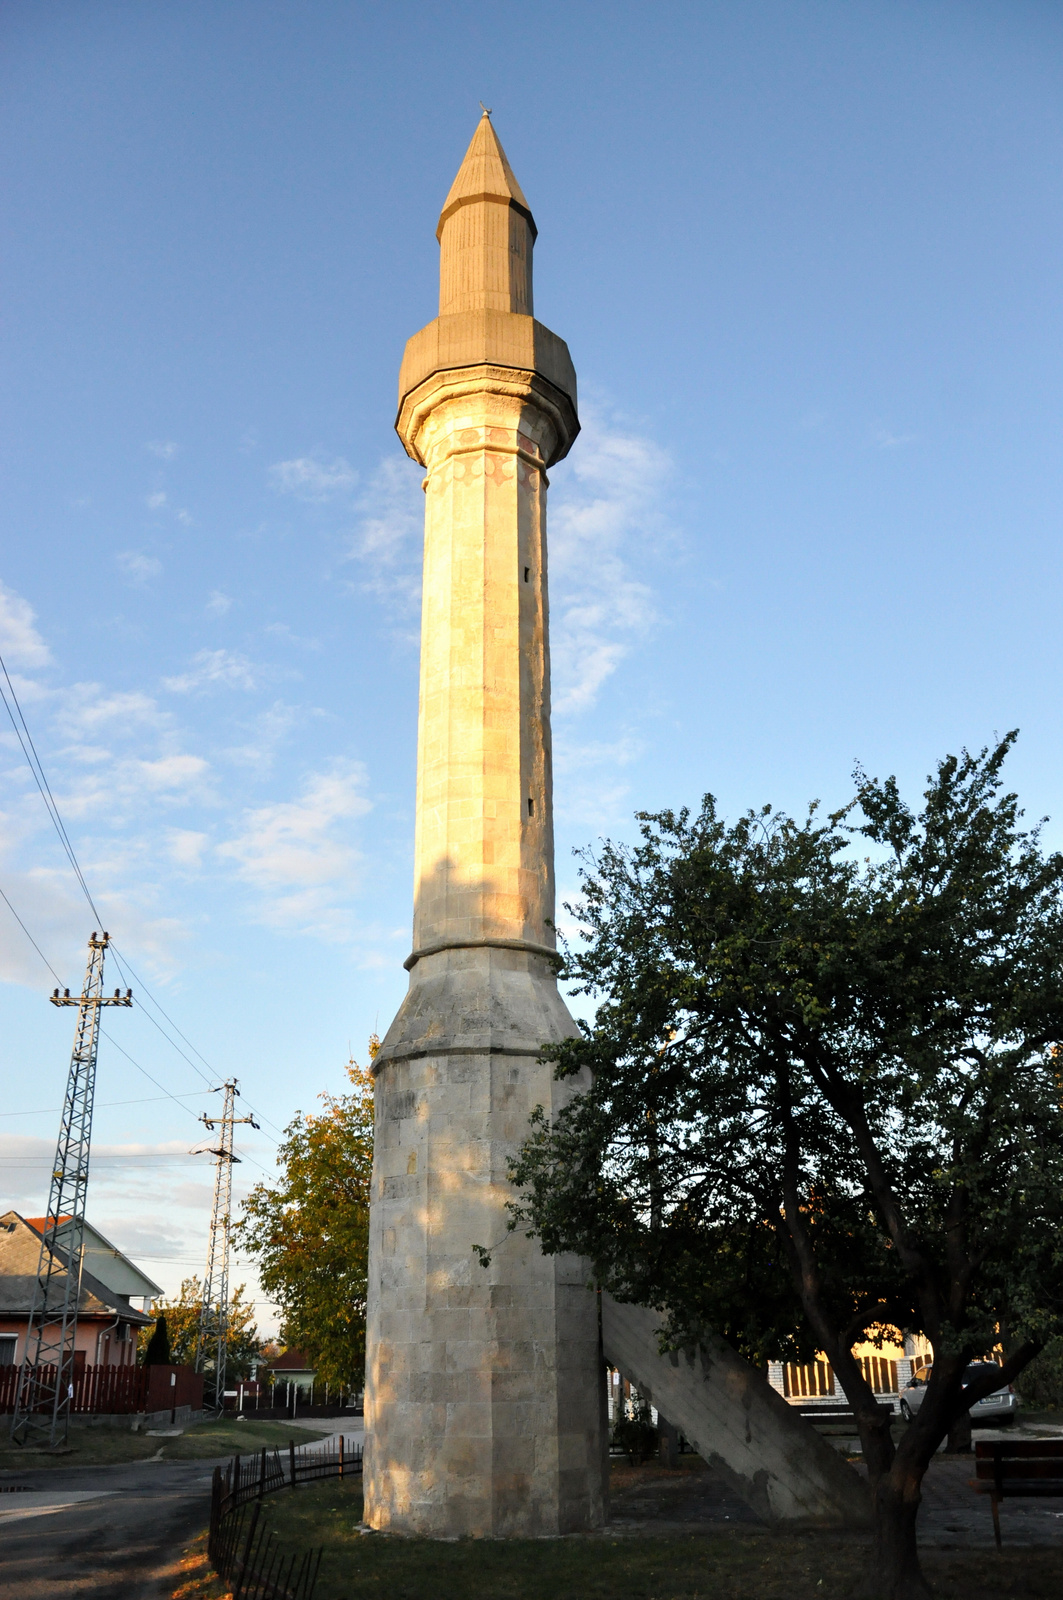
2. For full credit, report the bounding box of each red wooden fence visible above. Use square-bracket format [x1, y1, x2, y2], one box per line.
[0, 1362, 203, 1415]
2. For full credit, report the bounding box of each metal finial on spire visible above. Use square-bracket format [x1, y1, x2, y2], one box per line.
[479, 101, 492, 117]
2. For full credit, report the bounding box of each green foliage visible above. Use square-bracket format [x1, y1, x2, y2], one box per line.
[142, 1314, 171, 1365]
[611, 1398, 658, 1465]
[510, 735, 1063, 1514]
[136, 1278, 262, 1378]
[1016, 1337, 1063, 1410]
[234, 1054, 374, 1388]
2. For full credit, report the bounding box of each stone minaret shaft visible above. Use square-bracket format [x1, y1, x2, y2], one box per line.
[363, 114, 604, 1539]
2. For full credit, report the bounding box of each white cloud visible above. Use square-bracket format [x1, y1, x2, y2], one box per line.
[146, 440, 179, 460]
[553, 733, 646, 831]
[0, 871, 81, 989]
[269, 455, 358, 502]
[341, 456, 428, 622]
[144, 491, 192, 525]
[554, 734, 645, 774]
[0, 1132, 200, 1204]
[224, 701, 301, 774]
[205, 590, 232, 617]
[548, 408, 667, 715]
[166, 829, 208, 868]
[264, 623, 320, 651]
[0, 861, 190, 990]
[0, 582, 51, 669]
[132, 754, 210, 792]
[338, 410, 668, 684]
[164, 649, 259, 694]
[117, 550, 163, 585]
[54, 687, 165, 740]
[352, 457, 422, 566]
[871, 425, 916, 450]
[220, 764, 369, 889]
[43, 747, 212, 822]
[218, 763, 371, 937]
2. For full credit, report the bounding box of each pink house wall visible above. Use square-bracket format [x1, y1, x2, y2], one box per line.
[0, 1317, 139, 1368]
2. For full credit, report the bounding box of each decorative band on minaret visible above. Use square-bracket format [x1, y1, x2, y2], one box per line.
[363, 114, 605, 1538]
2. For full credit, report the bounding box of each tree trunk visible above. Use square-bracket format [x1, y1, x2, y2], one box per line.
[657, 1415, 679, 1468]
[862, 1468, 933, 1600]
[854, 1399, 895, 1487]
[945, 1409, 971, 1453]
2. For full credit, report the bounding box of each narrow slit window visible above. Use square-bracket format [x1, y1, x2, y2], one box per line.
[527, 797, 535, 816]
[523, 567, 530, 582]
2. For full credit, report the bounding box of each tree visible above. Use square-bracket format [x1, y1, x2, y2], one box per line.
[234, 1050, 374, 1389]
[509, 737, 1063, 1600]
[136, 1278, 262, 1378]
[142, 1314, 171, 1365]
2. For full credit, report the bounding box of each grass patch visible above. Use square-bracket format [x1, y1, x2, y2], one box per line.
[165, 1416, 331, 1461]
[0, 1414, 329, 1471]
[246, 1477, 1062, 1600]
[169, 1532, 231, 1600]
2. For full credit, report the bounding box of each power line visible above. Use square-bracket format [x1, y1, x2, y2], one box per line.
[4, 874, 282, 1145]
[100, 1030, 209, 1123]
[105, 944, 214, 1088]
[0, 880, 216, 1130]
[99, 965, 280, 1147]
[0, 652, 105, 930]
[0, 884, 65, 987]
[0, 879, 206, 1127]
[105, 946, 285, 1140]
[0, 662, 286, 1146]
[0, 1092, 208, 1119]
[0, 783, 214, 1118]
[1, 1158, 200, 1166]
[102, 949, 285, 1140]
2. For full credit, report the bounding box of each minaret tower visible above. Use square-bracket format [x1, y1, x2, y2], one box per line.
[363, 114, 605, 1538]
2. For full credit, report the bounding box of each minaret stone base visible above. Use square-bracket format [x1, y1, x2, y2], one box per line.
[363, 947, 605, 1536]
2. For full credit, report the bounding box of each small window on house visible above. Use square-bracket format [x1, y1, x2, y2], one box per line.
[0, 1336, 17, 1366]
[114, 1323, 128, 1342]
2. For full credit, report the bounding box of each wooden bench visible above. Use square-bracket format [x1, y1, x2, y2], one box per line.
[971, 1437, 1063, 1546]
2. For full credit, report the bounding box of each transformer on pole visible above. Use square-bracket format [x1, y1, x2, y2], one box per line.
[193, 1079, 257, 1413]
[10, 933, 132, 1448]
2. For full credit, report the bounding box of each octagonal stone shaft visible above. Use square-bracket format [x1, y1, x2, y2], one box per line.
[363, 116, 605, 1537]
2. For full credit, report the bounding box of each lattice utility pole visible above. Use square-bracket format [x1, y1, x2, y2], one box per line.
[193, 1080, 257, 1413]
[11, 933, 132, 1448]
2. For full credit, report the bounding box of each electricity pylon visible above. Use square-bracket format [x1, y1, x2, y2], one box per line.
[11, 933, 132, 1447]
[193, 1080, 257, 1413]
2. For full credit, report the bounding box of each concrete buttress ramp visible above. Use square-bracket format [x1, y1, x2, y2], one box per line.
[602, 1295, 869, 1526]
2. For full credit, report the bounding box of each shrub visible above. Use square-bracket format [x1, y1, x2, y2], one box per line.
[612, 1399, 658, 1464]
[1016, 1338, 1063, 1410]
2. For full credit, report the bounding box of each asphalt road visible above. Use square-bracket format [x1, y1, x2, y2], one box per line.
[0, 1455, 216, 1600]
[0, 1423, 366, 1600]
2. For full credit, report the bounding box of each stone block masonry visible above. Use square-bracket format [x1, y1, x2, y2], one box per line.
[362, 113, 604, 1538]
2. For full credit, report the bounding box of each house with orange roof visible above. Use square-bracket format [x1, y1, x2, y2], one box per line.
[0, 1210, 158, 1372]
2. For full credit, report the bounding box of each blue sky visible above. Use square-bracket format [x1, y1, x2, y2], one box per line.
[1, 1, 1061, 1327]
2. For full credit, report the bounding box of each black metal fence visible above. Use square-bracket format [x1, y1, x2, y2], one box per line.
[208, 1435, 364, 1600]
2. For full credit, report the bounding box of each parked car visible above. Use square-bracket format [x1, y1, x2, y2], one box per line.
[899, 1362, 1018, 1426]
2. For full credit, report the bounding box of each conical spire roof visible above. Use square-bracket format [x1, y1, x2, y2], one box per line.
[437, 111, 536, 241]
